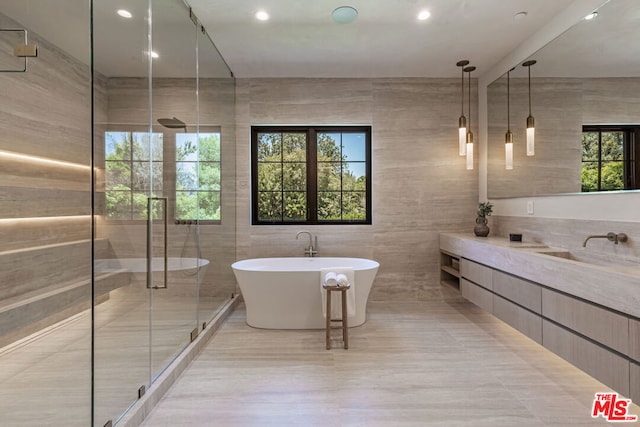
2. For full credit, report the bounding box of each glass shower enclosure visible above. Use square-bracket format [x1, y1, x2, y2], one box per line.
[0, 1, 236, 425]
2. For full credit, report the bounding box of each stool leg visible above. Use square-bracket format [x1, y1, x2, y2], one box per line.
[326, 289, 331, 350]
[341, 289, 348, 349]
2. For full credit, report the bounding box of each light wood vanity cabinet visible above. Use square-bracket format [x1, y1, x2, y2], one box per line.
[542, 289, 629, 356]
[460, 259, 492, 290]
[460, 278, 493, 312]
[630, 319, 640, 362]
[543, 320, 630, 397]
[457, 255, 639, 401]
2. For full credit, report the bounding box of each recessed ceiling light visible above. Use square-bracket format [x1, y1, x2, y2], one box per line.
[584, 11, 598, 20]
[255, 10, 270, 21]
[117, 9, 132, 18]
[514, 11, 528, 20]
[332, 6, 358, 24]
[417, 10, 431, 21]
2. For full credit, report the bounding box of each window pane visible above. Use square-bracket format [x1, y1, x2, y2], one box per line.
[105, 132, 130, 160]
[581, 162, 598, 192]
[257, 133, 282, 161]
[283, 162, 306, 190]
[343, 162, 366, 191]
[318, 192, 341, 220]
[151, 162, 163, 191]
[132, 192, 150, 220]
[284, 192, 306, 221]
[106, 191, 131, 219]
[176, 135, 198, 161]
[176, 191, 198, 219]
[132, 132, 163, 161]
[282, 133, 306, 161]
[317, 162, 341, 191]
[342, 133, 366, 161]
[342, 192, 366, 220]
[601, 132, 624, 161]
[199, 162, 221, 191]
[317, 133, 341, 161]
[199, 191, 221, 220]
[601, 161, 624, 190]
[199, 133, 220, 161]
[105, 161, 131, 190]
[258, 191, 282, 221]
[131, 161, 150, 191]
[582, 132, 598, 161]
[176, 162, 197, 191]
[258, 163, 282, 191]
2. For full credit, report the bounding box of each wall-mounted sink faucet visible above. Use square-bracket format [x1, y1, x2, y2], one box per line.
[296, 231, 318, 257]
[582, 232, 628, 247]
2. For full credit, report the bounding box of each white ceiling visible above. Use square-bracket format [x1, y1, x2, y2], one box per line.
[2, 0, 635, 80]
[188, 0, 577, 78]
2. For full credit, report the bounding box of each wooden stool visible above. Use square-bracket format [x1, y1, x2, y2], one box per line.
[322, 282, 350, 349]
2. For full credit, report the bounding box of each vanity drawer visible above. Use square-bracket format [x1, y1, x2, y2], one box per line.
[543, 320, 630, 397]
[493, 295, 542, 344]
[542, 289, 629, 356]
[631, 319, 640, 363]
[631, 362, 640, 403]
[460, 259, 492, 290]
[492, 270, 541, 314]
[460, 278, 493, 312]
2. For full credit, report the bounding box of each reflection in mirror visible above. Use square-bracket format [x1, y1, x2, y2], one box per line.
[487, 0, 640, 198]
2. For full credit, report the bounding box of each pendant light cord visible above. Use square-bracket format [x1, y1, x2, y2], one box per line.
[507, 70, 510, 131]
[461, 67, 465, 115]
[528, 65, 532, 116]
[467, 69, 472, 130]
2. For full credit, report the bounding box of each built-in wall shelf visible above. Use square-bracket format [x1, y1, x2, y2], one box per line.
[440, 250, 460, 290]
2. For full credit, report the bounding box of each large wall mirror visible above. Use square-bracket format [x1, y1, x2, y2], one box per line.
[487, 0, 640, 198]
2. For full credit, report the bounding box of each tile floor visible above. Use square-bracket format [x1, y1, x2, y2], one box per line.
[141, 295, 639, 426]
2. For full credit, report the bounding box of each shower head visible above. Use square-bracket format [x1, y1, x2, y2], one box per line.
[157, 117, 187, 131]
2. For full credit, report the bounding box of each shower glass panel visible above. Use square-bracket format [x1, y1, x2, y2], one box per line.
[0, 0, 235, 424]
[148, 0, 200, 378]
[196, 20, 237, 324]
[0, 1, 92, 425]
[93, 0, 155, 424]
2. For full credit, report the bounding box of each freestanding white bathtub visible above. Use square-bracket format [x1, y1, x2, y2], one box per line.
[231, 257, 379, 329]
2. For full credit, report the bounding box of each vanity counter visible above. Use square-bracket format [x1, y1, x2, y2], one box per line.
[440, 232, 640, 318]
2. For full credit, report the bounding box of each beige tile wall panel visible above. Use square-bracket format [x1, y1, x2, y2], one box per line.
[0, 187, 89, 218]
[1, 216, 90, 252]
[493, 294, 542, 344]
[235, 78, 479, 301]
[492, 270, 541, 313]
[630, 319, 640, 363]
[543, 320, 630, 397]
[542, 288, 629, 356]
[492, 216, 640, 264]
[631, 362, 640, 403]
[460, 278, 493, 312]
[460, 258, 493, 290]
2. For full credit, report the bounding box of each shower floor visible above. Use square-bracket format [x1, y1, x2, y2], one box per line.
[0, 285, 229, 426]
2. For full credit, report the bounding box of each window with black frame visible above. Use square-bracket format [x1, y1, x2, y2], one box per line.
[581, 125, 639, 192]
[251, 126, 372, 225]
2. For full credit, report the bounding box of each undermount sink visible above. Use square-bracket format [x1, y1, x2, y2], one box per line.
[538, 250, 640, 275]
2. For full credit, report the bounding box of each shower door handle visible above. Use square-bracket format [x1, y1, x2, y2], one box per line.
[146, 197, 168, 289]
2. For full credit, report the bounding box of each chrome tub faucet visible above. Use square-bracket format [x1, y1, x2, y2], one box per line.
[296, 231, 318, 257]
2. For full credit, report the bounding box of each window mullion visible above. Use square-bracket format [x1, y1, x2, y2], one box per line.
[308, 129, 318, 224]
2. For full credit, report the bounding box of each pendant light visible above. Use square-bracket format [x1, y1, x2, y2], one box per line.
[456, 60, 469, 156]
[464, 65, 476, 170]
[522, 60, 537, 156]
[505, 68, 514, 170]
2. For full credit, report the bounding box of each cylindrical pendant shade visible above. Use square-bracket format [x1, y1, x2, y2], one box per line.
[505, 130, 513, 170]
[466, 131, 474, 170]
[458, 116, 467, 155]
[526, 115, 535, 156]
